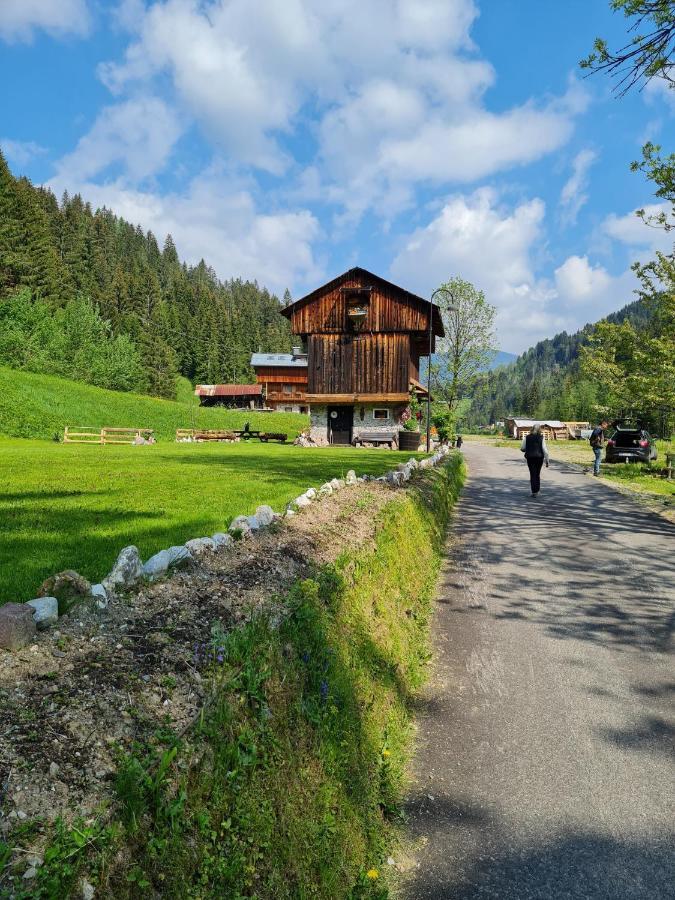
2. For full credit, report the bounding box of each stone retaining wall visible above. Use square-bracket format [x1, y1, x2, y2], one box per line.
[0, 447, 452, 651]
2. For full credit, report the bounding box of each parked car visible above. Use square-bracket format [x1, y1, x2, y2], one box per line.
[605, 421, 658, 463]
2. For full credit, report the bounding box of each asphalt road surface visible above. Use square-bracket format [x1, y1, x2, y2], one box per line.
[403, 443, 675, 900]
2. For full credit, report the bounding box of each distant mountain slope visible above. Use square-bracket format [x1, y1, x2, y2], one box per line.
[0, 367, 307, 442]
[465, 299, 652, 426]
[487, 350, 518, 370]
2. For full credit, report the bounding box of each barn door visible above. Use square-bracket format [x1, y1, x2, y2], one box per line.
[328, 406, 353, 445]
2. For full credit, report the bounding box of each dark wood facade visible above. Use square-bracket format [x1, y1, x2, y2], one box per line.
[253, 366, 307, 404]
[282, 268, 442, 404]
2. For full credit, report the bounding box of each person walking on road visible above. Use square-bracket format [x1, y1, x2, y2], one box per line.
[520, 425, 550, 497]
[589, 419, 609, 476]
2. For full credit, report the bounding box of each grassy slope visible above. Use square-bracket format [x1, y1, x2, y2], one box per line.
[0, 439, 428, 603]
[31, 458, 465, 899]
[0, 366, 307, 442]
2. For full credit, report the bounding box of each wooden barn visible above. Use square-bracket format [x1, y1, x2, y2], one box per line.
[281, 267, 442, 445]
[250, 350, 308, 413]
[505, 417, 569, 440]
[194, 383, 263, 409]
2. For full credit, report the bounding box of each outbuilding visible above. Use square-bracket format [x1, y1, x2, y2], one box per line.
[505, 418, 569, 440]
[194, 384, 263, 409]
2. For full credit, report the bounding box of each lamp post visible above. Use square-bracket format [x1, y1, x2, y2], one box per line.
[426, 287, 457, 453]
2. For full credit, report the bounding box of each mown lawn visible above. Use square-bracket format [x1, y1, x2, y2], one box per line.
[0, 438, 425, 603]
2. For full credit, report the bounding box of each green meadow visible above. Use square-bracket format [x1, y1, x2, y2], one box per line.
[0, 438, 424, 604]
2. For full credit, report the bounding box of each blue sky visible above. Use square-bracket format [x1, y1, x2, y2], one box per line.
[1, 0, 673, 352]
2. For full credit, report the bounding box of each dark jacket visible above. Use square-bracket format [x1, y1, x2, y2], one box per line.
[524, 433, 544, 458]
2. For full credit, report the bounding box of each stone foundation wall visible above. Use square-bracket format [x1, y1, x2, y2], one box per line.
[308, 404, 409, 446]
[309, 405, 328, 445]
[272, 402, 308, 414]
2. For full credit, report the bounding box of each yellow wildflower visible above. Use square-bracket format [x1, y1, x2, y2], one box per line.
[366, 869, 379, 880]
[382, 749, 391, 758]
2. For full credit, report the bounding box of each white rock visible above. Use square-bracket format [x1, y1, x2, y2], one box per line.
[23, 867, 37, 880]
[318, 482, 333, 497]
[285, 508, 296, 518]
[143, 545, 192, 579]
[345, 470, 357, 485]
[295, 494, 312, 508]
[81, 879, 96, 900]
[407, 458, 419, 469]
[90, 583, 107, 603]
[26, 597, 58, 630]
[305, 488, 317, 500]
[254, 505, 275, 527]
[212, 532, 233, 548]
[102, 546, 143, 595]
[185, 537, 217, 555]
[229, 515, 252, 536]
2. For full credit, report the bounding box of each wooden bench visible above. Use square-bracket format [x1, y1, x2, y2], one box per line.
[353, 431, 397, 449]
[258, 433, 288, 443]
[64, 427, 155, 445]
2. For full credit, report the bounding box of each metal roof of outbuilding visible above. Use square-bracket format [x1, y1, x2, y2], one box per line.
[509, 418, 566, 428]
[194, 384, 263, 397]
[250, 353, 308, 368]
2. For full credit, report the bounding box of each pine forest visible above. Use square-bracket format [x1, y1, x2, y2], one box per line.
[0, 150, 292, 399]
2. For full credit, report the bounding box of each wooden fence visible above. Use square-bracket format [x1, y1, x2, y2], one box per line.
[64, 427, 155, 445]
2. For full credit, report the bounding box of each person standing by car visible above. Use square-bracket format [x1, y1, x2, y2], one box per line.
[520, 425, 550, 497]
[589, 419, 609, 476]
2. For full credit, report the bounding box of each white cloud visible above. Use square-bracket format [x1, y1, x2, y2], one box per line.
[559, 148, 597, 226]
[603, 204, 673, 252]
[96, 0, 586, 204]
[553, 255, 611, 305]
[48, 168, 323, 296]
[0, 0, 90, 42]
[1, 138, 47, 167]
[391, 189, 638, 351]
[644, 78, 675, 112]
[54, 97, 182, 183]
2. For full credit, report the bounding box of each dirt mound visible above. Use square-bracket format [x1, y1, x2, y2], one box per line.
[0, 481, 394, 836]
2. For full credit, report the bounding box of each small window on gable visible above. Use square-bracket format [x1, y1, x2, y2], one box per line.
[342, 286, 371, 332]
[373, 409, 389, 420]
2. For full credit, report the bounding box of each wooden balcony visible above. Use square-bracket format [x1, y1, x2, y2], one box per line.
[265, 391, 307, 403]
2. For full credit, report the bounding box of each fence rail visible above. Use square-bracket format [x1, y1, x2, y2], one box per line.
[64, 426, 155, 445]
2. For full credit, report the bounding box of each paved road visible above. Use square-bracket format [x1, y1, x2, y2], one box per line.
[403, 443, 675, 899]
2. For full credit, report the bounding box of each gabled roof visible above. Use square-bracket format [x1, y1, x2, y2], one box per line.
[509, 418, 566, 428]
[250, 353, 308, 368]
[281, 266, 445, 337]
[195, 384, 262, 397]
